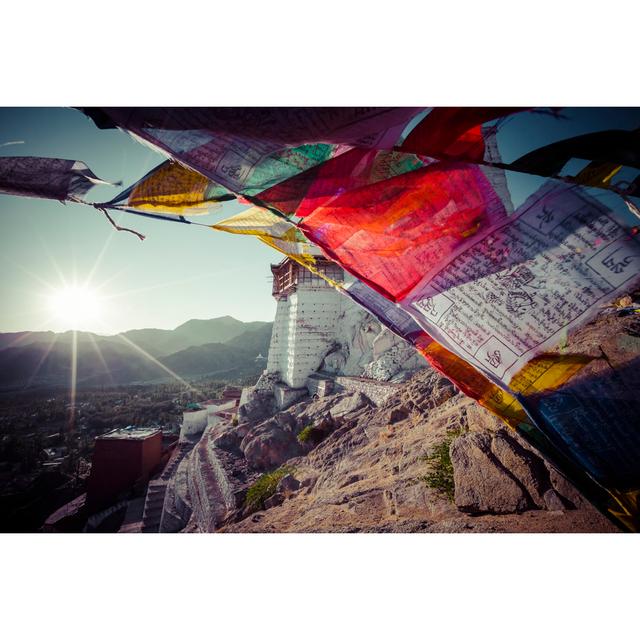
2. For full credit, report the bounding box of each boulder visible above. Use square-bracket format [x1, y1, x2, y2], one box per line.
[465, 402, 504, 434]
[415, 376, 457, 412]
[235, 422, 252, 438]
[240, 418, 303, 471]
[489, 429, 550, 508]
[232, 487, 248, 509]
[277, 474, 300, 496]
[274, 411, 296, 432]
[300, 475, 318, 492]
[449, 426, 590, 515]
[451, 433, 531, 514]
[295, 393, 346, 423]
[212, 428, 242, 452]
[263, 493, 284, 509]
[388, 407, 409, 424]
[330, 392, 371, 419]
[238, 391, 274, 424]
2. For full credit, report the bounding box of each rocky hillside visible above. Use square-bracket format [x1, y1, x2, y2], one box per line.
[161, 370, 616, 534]
[219, 371, 615, 533]
[158, 300, 638, 534]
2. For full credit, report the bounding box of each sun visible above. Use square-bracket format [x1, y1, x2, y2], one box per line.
[48, 285, 104, 329]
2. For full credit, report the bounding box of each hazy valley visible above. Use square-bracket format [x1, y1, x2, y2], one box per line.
[0, 316, 273, 390]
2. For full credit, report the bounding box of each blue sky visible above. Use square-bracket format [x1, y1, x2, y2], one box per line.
[0, 108, 279, 334]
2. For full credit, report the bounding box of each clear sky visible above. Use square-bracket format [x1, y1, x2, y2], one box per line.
[0, 108, 279, 335]
[2, 107, 639, 336]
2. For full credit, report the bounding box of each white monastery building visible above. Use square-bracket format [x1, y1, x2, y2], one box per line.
[266, 257, 345, 389]
[247, 255, 425, 410]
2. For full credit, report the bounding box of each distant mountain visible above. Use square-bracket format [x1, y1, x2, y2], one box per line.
[116, 316, 270, 357]
[224, 323, 273, 356]
[162, 343, 259, 379]
[0, 331, 58, 351]
[115, 328, 184, 358]
[173, 316, 268, 346]
[0, 339, 159, 388]
[0, 316, 272, 359]
[0, 317, 273, 389]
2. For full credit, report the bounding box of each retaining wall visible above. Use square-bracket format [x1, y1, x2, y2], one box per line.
[334, 376, 400, 406]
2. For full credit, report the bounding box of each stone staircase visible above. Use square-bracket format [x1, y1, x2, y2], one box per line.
[140, 481, 167, 533]
[140, 442, 195, 533]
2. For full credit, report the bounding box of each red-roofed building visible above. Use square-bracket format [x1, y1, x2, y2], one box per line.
[86, 427, 163, 511]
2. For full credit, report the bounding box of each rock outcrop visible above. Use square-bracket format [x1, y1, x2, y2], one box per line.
[319, 305, 426, 382]
[220, 367, 616, 533]
[240, 416, 302, 471]
[451, 410, 591, 515]
[451, 432, 532, 514]
[328, 391, 371, 419]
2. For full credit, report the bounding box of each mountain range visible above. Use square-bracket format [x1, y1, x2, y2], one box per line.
[0, 317, 273, 390]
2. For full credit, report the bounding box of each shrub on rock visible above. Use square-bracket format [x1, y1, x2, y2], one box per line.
[244, 465, 295, 512]
[297, 425, 324, 445]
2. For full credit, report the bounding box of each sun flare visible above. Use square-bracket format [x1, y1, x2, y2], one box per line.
[48, 285, 104, 329]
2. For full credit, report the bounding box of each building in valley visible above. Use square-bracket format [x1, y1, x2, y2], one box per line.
[86, 427, 163, 511]
[179, 388, 242, 440]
